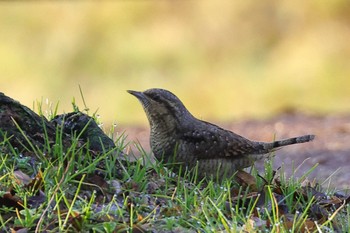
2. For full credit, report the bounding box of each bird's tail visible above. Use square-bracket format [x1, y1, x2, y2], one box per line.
[264, 134, 315, 150]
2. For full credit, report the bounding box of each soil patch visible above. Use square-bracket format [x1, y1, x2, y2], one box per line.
[121, 113, 350, 189]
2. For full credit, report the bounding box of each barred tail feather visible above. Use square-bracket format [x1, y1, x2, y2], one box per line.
[265, 134, 315, 150]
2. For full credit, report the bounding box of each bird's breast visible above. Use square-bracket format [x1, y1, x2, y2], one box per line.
[150, 128, 178, 161]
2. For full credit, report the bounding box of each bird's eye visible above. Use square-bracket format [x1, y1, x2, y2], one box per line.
[150, 94, 161, 102]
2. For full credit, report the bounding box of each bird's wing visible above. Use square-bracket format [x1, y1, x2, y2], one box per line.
[179, 125, 267, 160]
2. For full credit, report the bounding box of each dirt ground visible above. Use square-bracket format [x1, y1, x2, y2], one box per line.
[120, 113, 350, 190]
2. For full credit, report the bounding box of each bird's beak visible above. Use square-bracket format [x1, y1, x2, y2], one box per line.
[127, 90, 143, 99]
[128, 90, 150, 109]
[127, 90, 149, 102]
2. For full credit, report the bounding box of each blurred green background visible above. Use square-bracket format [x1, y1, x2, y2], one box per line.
[1, 1, 349, 126]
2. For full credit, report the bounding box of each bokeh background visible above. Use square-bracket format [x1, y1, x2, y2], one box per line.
[1, 1, 350, 127]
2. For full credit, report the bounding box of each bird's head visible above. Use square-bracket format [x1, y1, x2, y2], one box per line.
[128, 88, 193, 131]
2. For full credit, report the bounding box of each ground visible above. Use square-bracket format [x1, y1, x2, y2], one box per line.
[121, 113, 350, 189]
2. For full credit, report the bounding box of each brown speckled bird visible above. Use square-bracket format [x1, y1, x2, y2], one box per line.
[128, 88, 315, 179]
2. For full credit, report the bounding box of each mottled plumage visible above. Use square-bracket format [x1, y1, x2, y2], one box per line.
[128, 88, 315, 179]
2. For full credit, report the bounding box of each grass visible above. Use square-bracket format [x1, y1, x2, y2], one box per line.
[0, 103, 349, 232]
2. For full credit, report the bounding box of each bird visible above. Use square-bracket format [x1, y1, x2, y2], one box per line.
[128, 88, 315, 180]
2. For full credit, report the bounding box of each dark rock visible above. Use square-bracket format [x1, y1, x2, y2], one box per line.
[0, 92, 116, 154]
[51, 112, 115, 152]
